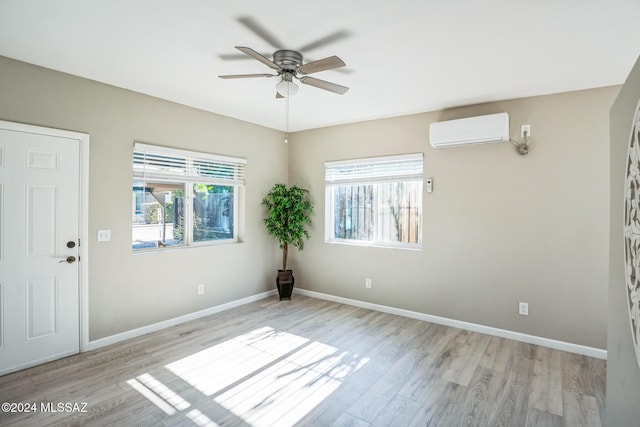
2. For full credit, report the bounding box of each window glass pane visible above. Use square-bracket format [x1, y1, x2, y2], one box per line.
[333, 184, 374, 241]
[192, 184, 234, 242]
[330, 180, 422, 246]
[132, 181, 185, 250]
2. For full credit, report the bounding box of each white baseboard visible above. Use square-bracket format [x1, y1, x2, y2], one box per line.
[87, 290, 277, 351]
[294, 289, 607, 360]
[87, 287, 606, 360]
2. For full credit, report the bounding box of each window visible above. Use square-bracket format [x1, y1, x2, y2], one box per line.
[132, 143, 246, 251]
[325, 153, 423, 249]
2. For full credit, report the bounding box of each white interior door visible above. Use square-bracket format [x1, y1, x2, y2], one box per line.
[0, 125, 81, 375]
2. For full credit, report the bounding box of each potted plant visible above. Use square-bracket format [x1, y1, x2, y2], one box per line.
[262, 183, 313, 300]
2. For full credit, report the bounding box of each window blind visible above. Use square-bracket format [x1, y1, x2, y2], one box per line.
[325, 153, 423, 184]
[133, 142, 246, 186]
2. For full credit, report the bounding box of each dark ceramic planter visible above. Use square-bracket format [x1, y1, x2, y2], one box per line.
[276, 270, 295, 300]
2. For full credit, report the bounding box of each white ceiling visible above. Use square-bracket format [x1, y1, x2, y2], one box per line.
[1, 0, 639, 132]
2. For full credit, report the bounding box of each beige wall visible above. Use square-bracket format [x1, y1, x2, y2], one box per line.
[288, 86, 618, 349]
[0, 54, 618, 351]
[607, 55, 640, 425]
[0, 56, 287, 340]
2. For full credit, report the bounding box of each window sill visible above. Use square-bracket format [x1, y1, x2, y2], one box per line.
[324, 239, 422, 251]
[132, 239, 241, 254]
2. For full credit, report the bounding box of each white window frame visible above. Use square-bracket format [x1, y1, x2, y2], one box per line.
[132, 142, 246, 251]
[325, 153, 423, 250]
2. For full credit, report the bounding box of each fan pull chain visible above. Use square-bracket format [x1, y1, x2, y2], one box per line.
[284, 87, 290, 144]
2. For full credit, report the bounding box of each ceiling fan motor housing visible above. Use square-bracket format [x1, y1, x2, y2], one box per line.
[273, 50, 303, 71]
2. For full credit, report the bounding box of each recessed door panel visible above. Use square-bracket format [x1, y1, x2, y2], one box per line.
[26, 277, 58, 340]
[0, 183, 3, 263]
[27, 150, 58, 170]
[26, 185, 57, 258]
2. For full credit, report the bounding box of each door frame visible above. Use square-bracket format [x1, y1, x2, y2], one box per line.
[0, 120, 90, 353]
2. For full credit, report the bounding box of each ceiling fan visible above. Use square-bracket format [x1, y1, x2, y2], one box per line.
[218, 16, 350, 97]
[219, 47, 349, 97]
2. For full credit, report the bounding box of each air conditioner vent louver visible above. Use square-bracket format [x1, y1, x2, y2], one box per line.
[429, 113, 510, 148]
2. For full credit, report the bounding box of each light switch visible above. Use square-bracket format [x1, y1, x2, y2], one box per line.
[97, 229, 111, 242]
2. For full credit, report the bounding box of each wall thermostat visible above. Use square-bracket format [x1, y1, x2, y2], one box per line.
[426, 177, 433, 193]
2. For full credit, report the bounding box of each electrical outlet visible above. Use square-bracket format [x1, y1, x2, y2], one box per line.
[365, 278, 372, 289]
[520, 124, 531, 138]
[519, 302, 528, 316]
[97, 229, 111, 242]
[197, 284, 204, 296]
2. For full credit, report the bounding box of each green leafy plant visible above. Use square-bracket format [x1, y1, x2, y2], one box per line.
[262, 184, 313, 272]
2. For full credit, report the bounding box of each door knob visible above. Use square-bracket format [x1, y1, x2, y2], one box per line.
[59, 256, 76, 264]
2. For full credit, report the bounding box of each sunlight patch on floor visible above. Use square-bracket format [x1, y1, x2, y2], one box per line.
[167, 326, 310, 396]
[126, 377, 177, 415]
[167, 326, 370, 426]
[187, 409, 220, 427]
[136, 373, 191, 411]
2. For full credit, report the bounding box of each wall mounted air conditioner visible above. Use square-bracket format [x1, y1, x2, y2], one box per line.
[429, 112, 510, 148]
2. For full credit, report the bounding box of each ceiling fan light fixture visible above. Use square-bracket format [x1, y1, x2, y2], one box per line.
[276, 79, 298, 97]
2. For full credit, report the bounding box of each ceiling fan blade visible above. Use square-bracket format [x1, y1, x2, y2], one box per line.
[218, 73, 274, 79]
[299, 76, 349, 95]
[219, 52, 269, 61]
[301, 57, 353, 74]
[237, 16, 284, 49]
[235, 46, 280, 70]
[276, 92, 284, 99]
[297, 30, 351, 52]
[298, 56, 346, 75]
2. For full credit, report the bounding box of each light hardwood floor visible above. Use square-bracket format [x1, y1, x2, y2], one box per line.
[0, 295, 606, 426]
